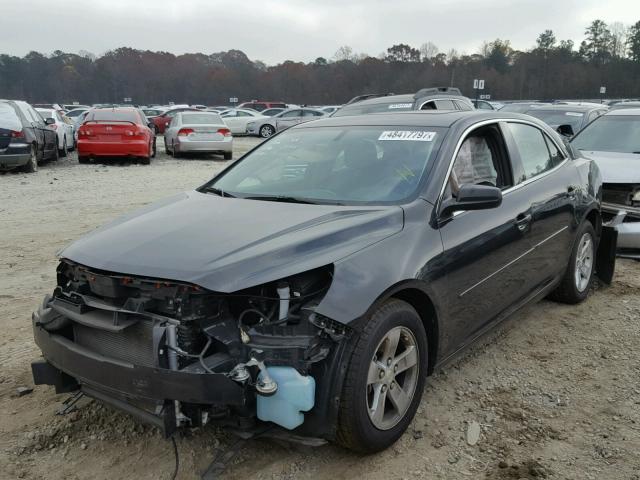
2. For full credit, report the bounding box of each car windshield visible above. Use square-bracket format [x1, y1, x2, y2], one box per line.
[526, 109, 584, 130]
[181, 113, 223, 124]
[205, 125, 445, 204]
[86, 110, 139, 123]
[571, 115, 640, 154]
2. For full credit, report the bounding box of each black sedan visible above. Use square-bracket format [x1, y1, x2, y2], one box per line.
[0, 100, 59, 172]
[31, 111, 613, 453]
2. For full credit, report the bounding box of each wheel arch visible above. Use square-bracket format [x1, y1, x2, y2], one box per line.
[356, 280, 440, 376]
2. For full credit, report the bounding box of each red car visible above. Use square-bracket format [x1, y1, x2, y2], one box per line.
[238, 101, 287, 112]
[150, 108, 199, 134]
[77, 108, 156, 164]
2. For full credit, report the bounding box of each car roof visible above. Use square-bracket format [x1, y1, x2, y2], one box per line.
[604, 108, 640, 116]
[294, 110, 531, 129]
[525, 105, 603, 112]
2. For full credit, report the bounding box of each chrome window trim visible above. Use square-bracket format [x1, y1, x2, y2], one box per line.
[435, 118, 569, 217]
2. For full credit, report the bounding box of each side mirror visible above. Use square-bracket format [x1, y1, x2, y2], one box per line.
[440, 184, 502, 217]
[556, 124, 574, 137]
[45, 117, 56, 125]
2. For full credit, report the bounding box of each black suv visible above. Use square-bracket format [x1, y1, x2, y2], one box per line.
[332, 87, 474, 117]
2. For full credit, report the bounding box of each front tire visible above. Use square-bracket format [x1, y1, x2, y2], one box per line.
[223, 151, 232, 160]
[549, 222, 596, 304]
[336, 299, 427, 453]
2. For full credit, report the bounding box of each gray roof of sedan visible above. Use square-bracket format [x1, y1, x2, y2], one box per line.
[525, 104, 606, 112]
[296, 110, 531, 128]
[604, 108, 640, 116]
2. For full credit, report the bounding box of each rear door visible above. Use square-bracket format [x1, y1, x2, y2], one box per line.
[502, 121, 576, 286]
[276, 109, 302, 130]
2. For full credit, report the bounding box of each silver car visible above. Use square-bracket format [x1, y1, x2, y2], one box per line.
[246, 108, 326, 138]
[570, 108, 640, 258]
[164, 112, 233, 159]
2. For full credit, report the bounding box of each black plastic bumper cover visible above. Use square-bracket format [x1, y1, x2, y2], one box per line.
[32, 316, 246, 406]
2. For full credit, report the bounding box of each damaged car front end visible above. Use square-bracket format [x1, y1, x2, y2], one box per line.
[33, 260, 349, 438]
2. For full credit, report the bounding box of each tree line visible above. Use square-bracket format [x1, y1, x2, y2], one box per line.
[1, 19, 640, 105]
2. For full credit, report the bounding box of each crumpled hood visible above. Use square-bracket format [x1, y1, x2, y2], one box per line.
[60, 191, 404, 292]
[579, 151, 640, 184]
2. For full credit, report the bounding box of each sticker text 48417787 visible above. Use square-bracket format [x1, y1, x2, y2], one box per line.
[378, 131, 436, 142]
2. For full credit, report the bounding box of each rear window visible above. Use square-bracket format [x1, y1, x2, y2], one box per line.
[526, 109, 584, 130]
[86, 110, 141, 123]
[0, 103, 21, 130]
[180, 113, 223, 124]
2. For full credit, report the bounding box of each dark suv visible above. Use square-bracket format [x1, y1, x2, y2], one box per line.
[332, 87, 474, 117]
[0, 100, 59, 172]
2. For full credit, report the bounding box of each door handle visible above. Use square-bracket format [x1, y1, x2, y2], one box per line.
[515, 213, 532, 231]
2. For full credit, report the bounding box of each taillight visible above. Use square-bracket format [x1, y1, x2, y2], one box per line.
[10, 130, 25, 138]
[178, 128, 194, 136]
[78, 129, 92, 137]
[217, 128, 231, 137]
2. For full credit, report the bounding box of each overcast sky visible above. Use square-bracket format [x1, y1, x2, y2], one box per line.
[3, 0, 640, 64]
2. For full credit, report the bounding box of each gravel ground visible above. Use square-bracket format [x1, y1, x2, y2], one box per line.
[0, 139, 639, 480]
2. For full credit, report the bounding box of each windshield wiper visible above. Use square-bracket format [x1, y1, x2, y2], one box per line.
[242, 195, 320, 204]
[202, 187, 235, 198]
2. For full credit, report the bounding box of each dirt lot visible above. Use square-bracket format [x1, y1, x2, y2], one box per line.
[1, 139, 639, 480]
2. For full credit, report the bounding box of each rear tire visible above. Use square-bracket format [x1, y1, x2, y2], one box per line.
[22, 145, 38, 173]
[171, 141, 180, 158]
[259, 124, 275, 138]
[150, 138, 156, 158]
[59, 137, 68, 157]
[223, 151, 232, 160]
[549, 222, 596, 304]
[336, 299, 428, 453]
[78, 156, 89, 164]
[140, 156, 151, 165]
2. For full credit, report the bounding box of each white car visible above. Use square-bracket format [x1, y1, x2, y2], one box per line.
[219, 108, 268, 134]
[246, 108, 326, 138]
[36, 108, 75, 156]
[164, 111, 233, 159]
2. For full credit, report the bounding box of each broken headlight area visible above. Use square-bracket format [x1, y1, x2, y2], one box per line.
[32, 260, 350, 437]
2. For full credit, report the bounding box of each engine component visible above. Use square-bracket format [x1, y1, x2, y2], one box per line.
[257, 366, 315, 430]
[277, 282, 290, 323]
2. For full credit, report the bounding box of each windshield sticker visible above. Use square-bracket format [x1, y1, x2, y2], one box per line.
[566, 112, 584, 117]
[387, 103, 413, 109]
[378, 130, 436, 142]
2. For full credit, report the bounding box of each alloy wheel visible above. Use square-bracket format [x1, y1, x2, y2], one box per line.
[366, 326, 419, 430]
[574, 233, 594, 292]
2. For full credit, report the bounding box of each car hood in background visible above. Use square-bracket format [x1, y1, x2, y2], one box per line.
[60, 191, 404, 292]
[578, 151, 640, 183]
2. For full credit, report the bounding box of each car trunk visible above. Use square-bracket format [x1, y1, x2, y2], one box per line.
[84, 121, 141, 142]
[0, 128, 13, 149]
[180, 125, 228, 141]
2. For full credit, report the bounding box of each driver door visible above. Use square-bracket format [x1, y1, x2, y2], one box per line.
[430, 122, 537, 357]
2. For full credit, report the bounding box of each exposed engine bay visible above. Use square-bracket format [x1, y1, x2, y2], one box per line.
[32, 259, 351, 438]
